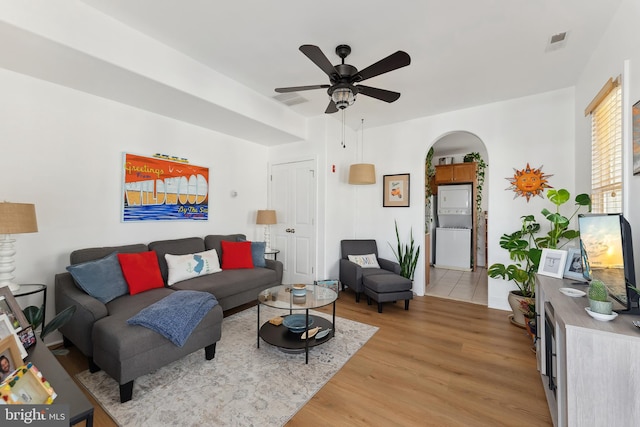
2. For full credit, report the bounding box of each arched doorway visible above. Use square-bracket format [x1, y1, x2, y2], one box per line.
[425, 131, 489, 305]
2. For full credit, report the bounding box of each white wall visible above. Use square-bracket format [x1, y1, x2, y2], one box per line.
[575, 0, 640, 282]
[271, 87, 577, 310]
[0, 69, 270, 342]
[351, 88, 576, 309]
[268, 115, 358, 280]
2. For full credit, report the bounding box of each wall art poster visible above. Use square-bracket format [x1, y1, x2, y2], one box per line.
[383, 174, 410, 207]
[633, 100, 640, 175]
[122, 153, 209, 221]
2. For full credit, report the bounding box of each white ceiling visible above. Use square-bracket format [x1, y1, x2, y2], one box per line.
[77, 0, 622, 131]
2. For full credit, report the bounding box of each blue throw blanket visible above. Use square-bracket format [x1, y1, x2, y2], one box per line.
[127, 290, 218, 347]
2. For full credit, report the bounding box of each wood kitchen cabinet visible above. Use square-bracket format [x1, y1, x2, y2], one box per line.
[435, 162, 477, 184]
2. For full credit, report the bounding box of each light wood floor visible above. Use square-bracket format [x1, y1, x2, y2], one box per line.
[55, 293, 552, 427]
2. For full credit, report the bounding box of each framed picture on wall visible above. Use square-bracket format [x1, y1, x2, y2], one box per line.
[383, 174, 410, 207]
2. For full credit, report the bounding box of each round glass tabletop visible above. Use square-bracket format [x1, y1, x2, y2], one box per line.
[258, 284, 337, 310]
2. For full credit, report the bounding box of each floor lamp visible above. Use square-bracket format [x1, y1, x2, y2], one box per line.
[0, 202, 38, 293]
[256, 210, 277, 252]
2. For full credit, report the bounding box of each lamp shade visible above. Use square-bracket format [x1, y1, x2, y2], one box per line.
[256, 210, 277, 225]
[348, 164, 376, 185]
[0, 202, 38, 234]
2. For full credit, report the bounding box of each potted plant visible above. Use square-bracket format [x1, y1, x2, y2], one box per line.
[390, 220, 420, 280]
[463, 152, 487, 218]
[488, 189, 591, 326]
[519, 297, 537, 343]
[587, 280, 613, 314]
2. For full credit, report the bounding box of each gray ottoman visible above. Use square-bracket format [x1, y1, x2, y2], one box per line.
[363, 274, 413, 313]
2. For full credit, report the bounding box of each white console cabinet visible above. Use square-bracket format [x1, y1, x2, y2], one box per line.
[536, 275, 640, 427]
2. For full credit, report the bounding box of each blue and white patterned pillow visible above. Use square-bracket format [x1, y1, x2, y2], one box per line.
[165, 249, 222, 286]
[348, 253, 380, 268]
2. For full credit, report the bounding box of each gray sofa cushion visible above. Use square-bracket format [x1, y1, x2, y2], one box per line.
[170, 268, 276, 300]
[70, 243, 149, 265]
[94, 287, 223, 384]
[148, 237, 206, 284]
[341, 239, 379, 259]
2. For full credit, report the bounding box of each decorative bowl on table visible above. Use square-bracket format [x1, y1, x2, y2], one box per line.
[291, 284, 307, 297]
[283, 314, 314, 333]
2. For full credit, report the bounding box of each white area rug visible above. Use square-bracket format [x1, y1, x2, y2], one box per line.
[76, 306, 377, 426]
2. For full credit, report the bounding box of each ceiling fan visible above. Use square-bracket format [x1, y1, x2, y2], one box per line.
[275, 44, 411, 114]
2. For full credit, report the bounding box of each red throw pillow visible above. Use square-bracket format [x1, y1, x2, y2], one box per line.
[221, 241, 254, 269]
[117, 251, 165, 295]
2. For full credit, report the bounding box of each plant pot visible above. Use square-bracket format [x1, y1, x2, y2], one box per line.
[526, 319, 537, 342]
[589, 299, 613, 315]
[508, 291, 529, 327]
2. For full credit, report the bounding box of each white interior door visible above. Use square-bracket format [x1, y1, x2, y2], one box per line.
[270, 160, 316, 284]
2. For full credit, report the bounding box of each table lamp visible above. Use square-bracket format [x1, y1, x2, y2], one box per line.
[0, 202, 38, 292]
[256, 210, 277, 252]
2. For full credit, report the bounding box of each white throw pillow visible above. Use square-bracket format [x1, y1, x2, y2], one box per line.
[165, 249, 222, 286]
[348, 253, 380, 268]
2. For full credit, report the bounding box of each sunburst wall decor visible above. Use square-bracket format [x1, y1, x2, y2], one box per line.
[506, 163, 552, 201]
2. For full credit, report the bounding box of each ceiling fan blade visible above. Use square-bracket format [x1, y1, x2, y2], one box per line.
[300, 45, 338, 78]
[356, 51, 411, 82]
[357, 85, 401, 103]
[275, 84, 329, 93]
[325, 100, 338, 114]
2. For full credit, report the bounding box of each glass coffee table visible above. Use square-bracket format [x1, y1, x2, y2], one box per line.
[257, 284, 337, 364]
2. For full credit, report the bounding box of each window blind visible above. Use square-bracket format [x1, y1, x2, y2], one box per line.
[589, 78, 622, 213]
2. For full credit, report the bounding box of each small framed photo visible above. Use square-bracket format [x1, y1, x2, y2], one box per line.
[0, 287, 29, 333]
[0, 314, 27, 360]
[563, 247, 585, 281]
[18, 325, 36, 350]
[0, 362, 56, 403]
[0, 335, 22, 383]
[537, 248, 568, 279]
[383, 174, 410, 207]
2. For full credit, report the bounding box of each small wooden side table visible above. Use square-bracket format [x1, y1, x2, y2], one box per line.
[13, 284, 47, 326]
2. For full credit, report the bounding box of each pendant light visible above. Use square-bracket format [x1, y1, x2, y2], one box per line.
[348, 119, 376, 185]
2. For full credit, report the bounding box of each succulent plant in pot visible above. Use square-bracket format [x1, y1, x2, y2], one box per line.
[588, 280, 613, 315]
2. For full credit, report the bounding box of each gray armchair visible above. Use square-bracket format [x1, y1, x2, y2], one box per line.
[339, 240, 400, 302]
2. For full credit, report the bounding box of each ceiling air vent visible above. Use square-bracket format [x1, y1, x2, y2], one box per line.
[273, 93, 308, 106]
[546, 31, 568, 52]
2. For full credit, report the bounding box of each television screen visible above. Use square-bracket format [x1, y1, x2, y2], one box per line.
[578, 213, 638, 313]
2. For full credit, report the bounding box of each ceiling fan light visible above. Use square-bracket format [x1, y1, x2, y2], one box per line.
[331, 87, 356, 109]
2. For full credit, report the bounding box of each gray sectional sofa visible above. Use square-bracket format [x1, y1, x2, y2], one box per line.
[55, 234, 283, 402]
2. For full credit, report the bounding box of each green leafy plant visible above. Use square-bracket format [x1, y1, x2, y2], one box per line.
[463, 152, 487, 217]
[425, 147, 436, 228]
[389, 220, 421, 280]
[23, 305, 77, 339]
[488, 189, 591, 297]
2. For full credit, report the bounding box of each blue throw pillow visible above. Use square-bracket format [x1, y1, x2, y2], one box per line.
[66, 252, 129, 304]
[250, 241, 266, 268]
[239, 239, 266, 268]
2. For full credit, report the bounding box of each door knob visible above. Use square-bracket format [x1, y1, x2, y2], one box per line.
[290, 229, 295, 233]
[285, 228, 292, 233]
